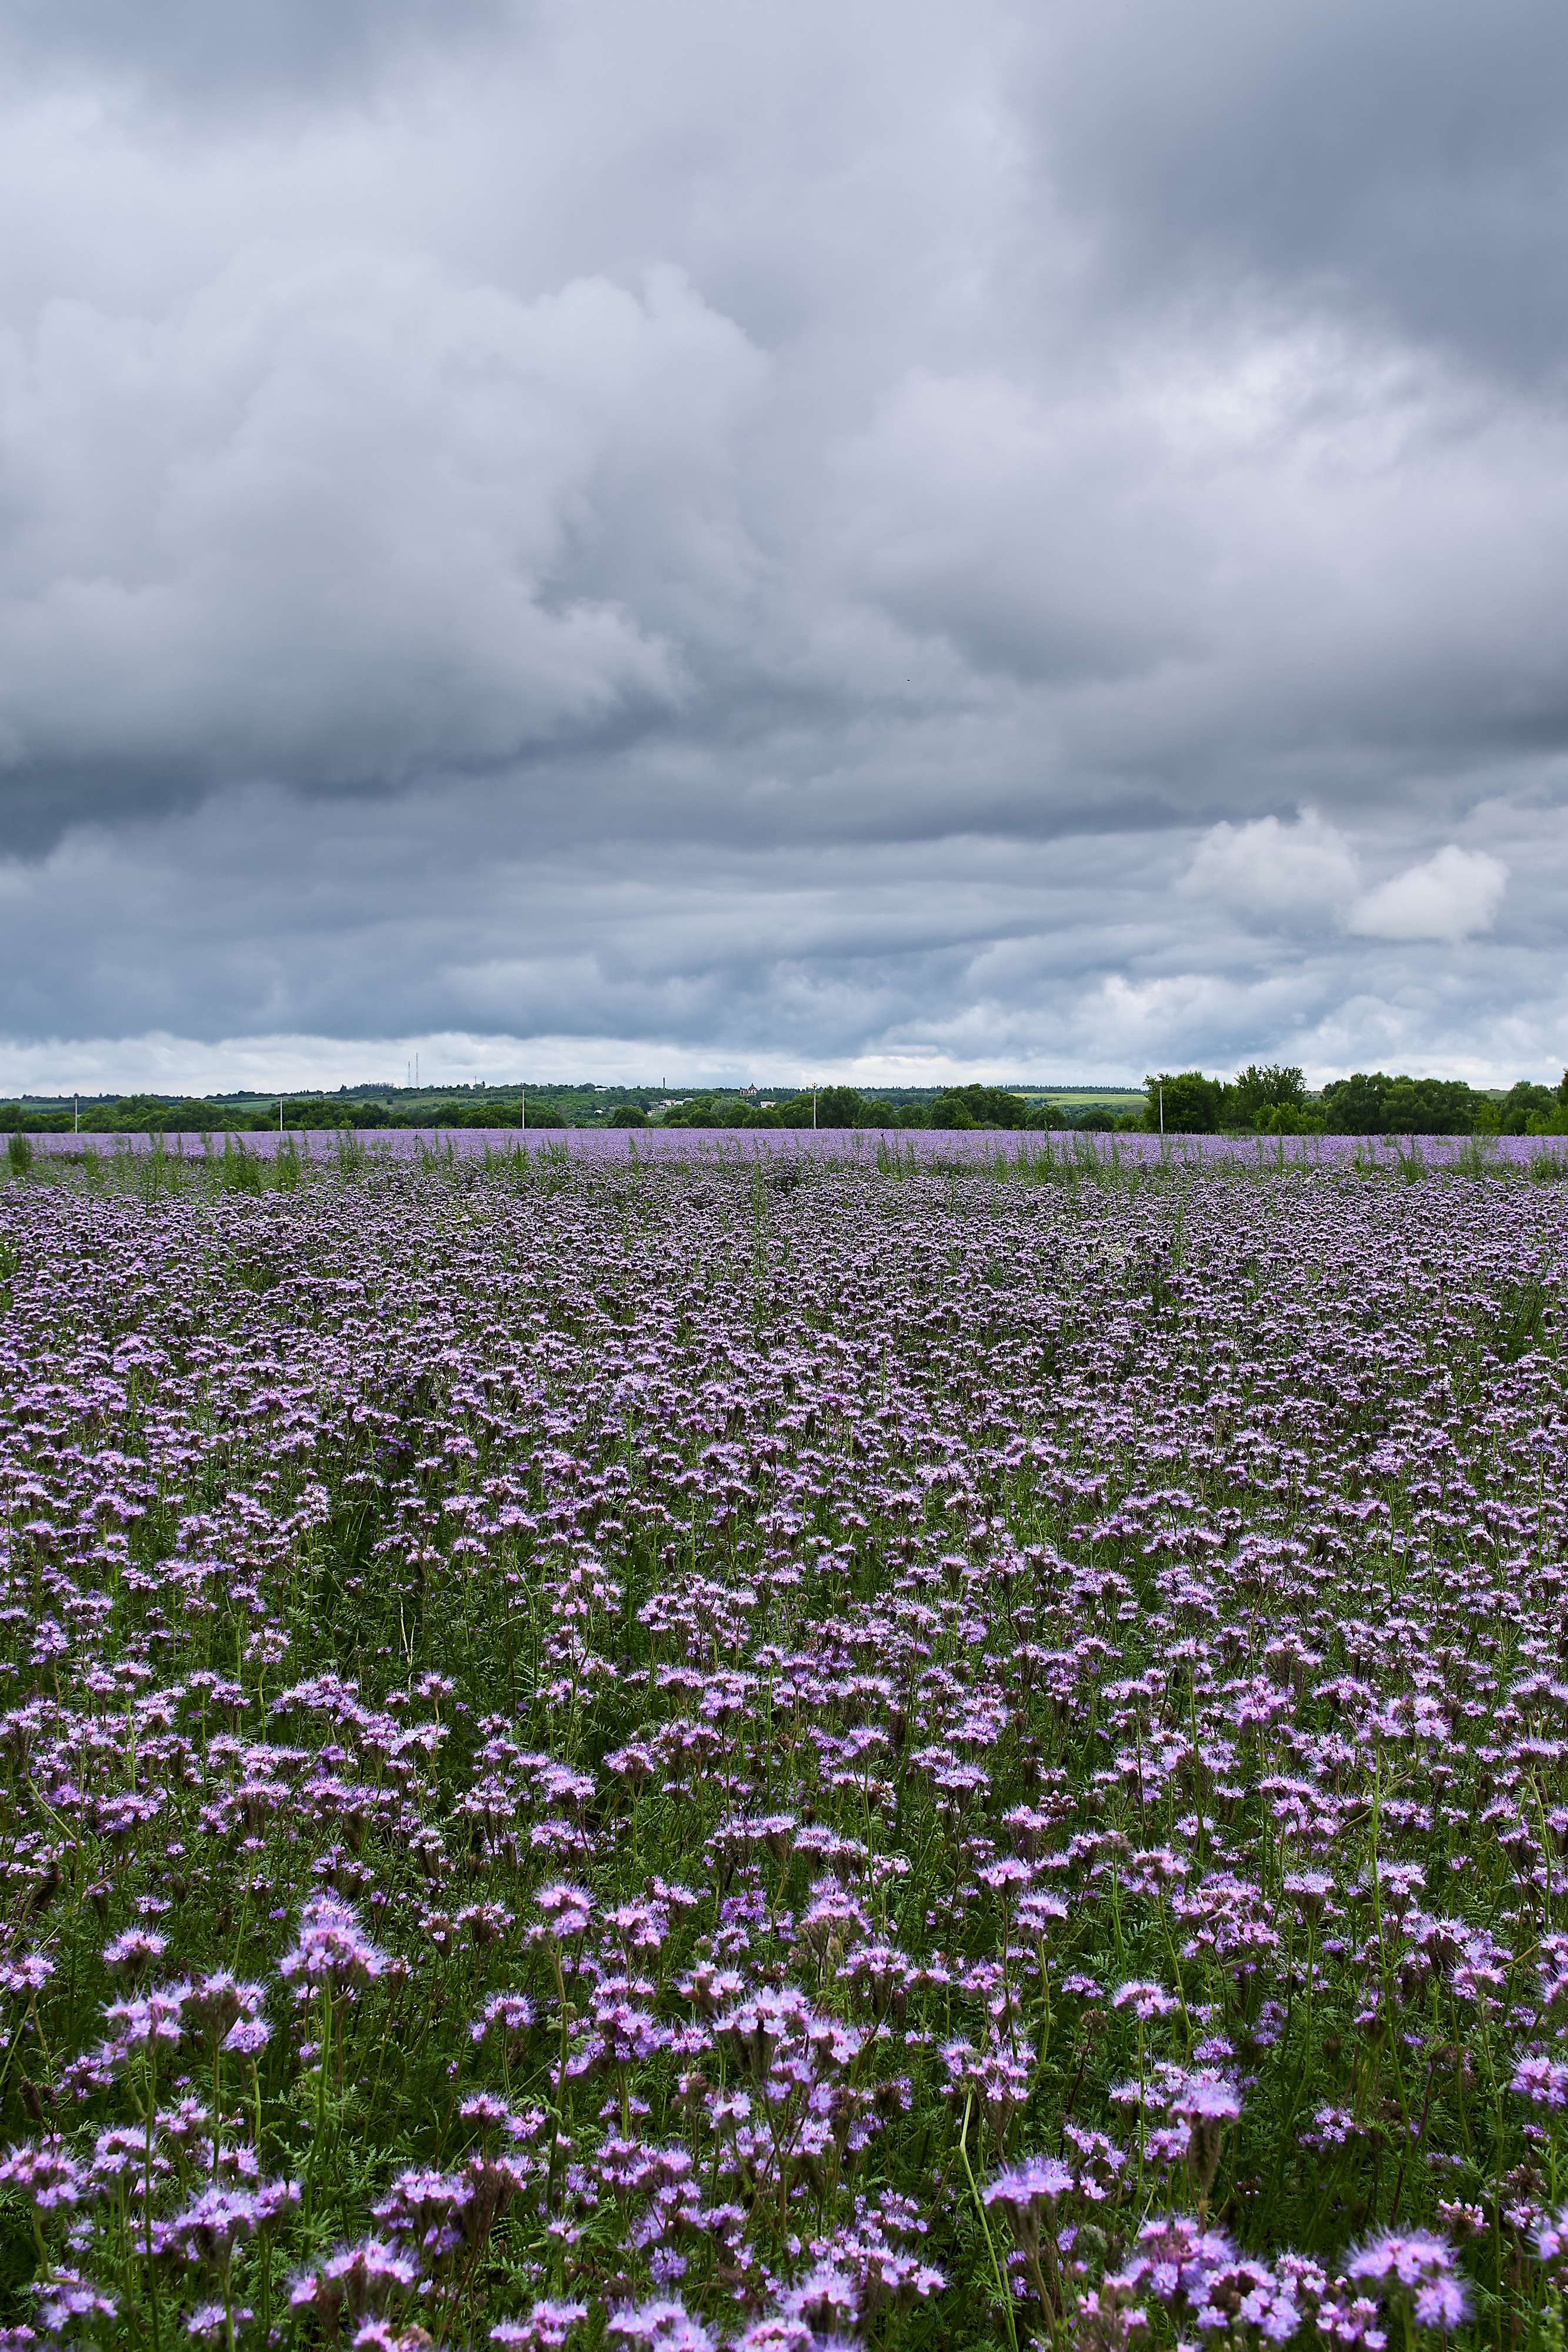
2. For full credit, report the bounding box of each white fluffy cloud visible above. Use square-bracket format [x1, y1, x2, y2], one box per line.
[1182, 818, 1512, 954]
[1349, 844, 1509, 943]
[1181, 811, 1360, 927]
[0, 255, 766, 797]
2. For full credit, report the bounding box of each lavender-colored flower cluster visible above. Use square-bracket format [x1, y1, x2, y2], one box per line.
[0, 1147, 1565, 2344]
[19, 1122, 1568, 1172]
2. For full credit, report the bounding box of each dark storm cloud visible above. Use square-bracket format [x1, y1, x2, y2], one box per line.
[2, 779, 1562, 1090]
[1027, 0, 1568, 379]
[0, 0, 1564, 1081]
[0, 0, 505, 103]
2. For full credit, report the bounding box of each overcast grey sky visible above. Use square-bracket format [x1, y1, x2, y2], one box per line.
[1, 0, 1564, 1091]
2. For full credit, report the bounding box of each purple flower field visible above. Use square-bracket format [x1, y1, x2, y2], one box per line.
[1, 1147, 1567, 2347]
[15, 1126, 1568, 1173]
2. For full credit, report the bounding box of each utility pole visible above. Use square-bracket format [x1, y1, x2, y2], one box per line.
[73, 1093, 78, 1135]
[278, 1099, 283, 1134]
[813, 1088, 818, 1130]
[1158, 1080, 1164, 1137]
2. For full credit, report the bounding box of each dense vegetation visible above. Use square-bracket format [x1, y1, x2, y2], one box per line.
[658, 1085, 1048, 1132]
[1145, 1069, 1568, 1139]
[2, 1146, 1567, 2347]
[6, 1069, 1565, 1141]
[0, 1087, 1144, 1138]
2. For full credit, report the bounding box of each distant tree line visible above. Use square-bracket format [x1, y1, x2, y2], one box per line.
[0, 1095, 577, 1134]
[0, 1095, 275, 1135]
[5, 1085, 1080, 1134]
[1144, 1067, 1568, 1136]
[650, 1084, 1112, 1130]
[5, 1070, 1567, 1137]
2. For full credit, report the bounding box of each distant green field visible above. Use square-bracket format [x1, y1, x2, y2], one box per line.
[1019, 1088, 1143, 1108]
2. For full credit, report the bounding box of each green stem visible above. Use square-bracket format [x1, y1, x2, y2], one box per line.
[958, 2091, 1018, 2352]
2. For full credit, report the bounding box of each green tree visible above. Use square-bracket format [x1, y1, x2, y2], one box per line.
[1, 1108, 68, 1133]
[1382, 1076, 1478, 1134]
[1221, 1065, 1306, 1130]
[1320, 1073, 1390, 1134]
[1144, 1072, 1223, 1132]
[772, 1088, 864, 1127]
[662, 1094, 773, 1127]
[161, 1098, 225, 1131]
[1320, 1072, 1481, 1135]
[82, 1093, 175, 1132]
[1495, 1081, 1557, 1135]
[928, 1084, 1025, 1130]
[278, 1098, 362, 1129]
[609, 1105, 646, 1127]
